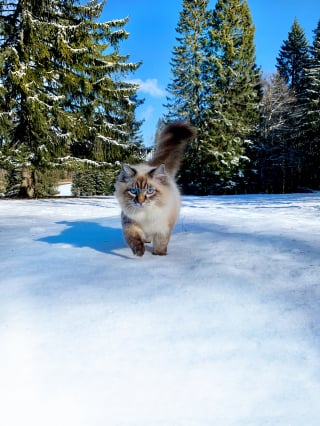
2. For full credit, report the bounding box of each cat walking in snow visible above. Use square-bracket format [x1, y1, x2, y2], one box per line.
[115, 121, 195, 256]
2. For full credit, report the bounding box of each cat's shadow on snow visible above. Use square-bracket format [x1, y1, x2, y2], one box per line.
[38, 220, 130, 258]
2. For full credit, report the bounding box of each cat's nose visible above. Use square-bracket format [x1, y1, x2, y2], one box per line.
[137, 193, 146, 205]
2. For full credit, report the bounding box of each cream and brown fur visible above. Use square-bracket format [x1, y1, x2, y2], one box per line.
[114, 121, 196, 256]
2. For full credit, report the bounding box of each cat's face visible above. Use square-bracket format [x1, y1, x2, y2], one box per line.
[115, 163, 168, 210]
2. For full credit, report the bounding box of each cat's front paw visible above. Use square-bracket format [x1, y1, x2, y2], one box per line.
[130, 240, 145, 257]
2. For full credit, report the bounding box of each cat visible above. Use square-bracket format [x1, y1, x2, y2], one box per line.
[114, 121, 195, 256]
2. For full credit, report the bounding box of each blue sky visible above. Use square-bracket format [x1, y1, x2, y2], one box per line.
[102, 0, 320, 146]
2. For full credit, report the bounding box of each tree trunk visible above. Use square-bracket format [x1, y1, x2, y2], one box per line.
[19, 169, 35, 198]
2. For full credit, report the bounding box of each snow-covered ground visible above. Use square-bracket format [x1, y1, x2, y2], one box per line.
[1, 193, 320, 426]
[56, 182, 72, 196]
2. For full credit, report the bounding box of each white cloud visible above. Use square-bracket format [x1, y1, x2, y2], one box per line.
[128, 78, 165, 98]
[140, 105, 154, 121]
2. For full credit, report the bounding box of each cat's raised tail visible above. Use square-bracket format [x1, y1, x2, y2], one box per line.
[148, 121, 196, 176]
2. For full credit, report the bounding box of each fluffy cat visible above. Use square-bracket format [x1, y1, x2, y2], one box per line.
[114, 121, 195, 256]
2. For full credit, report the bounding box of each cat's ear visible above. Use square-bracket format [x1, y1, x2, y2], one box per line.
[149, 164, 167, 182]
[119, 163, 136, 180]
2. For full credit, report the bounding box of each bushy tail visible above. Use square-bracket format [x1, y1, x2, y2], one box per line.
[148, 121, 196, 176]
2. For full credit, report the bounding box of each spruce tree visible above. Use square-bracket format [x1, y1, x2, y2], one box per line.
[276, 18, 319, 190]
[165, 0, 261, 194]
[0, 0, 143, 197]
[276, 18, 310, 99]
[165, 0, 208, 126]
[303, 20, 320, 188]
[165, 0, 209, 193]
[203, 0, 261, 193]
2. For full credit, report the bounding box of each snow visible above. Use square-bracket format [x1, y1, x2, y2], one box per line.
[56, 182, 72, 196]
[1, 193, 320, 426]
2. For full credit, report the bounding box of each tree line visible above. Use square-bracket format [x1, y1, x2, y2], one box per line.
[166, 0, 320, 194]
[0, 0, 319, 197]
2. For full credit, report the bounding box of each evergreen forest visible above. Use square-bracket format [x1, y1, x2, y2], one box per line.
[1, 0, 319, 197]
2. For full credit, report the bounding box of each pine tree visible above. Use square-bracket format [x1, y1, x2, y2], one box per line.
[165, 0, 260, 194]
[164, 0, 209, 193]
[203, 0, 261, 193]
[302, 20, 320, 188]
[276, 18, 320, 190]
[276, 18, 310, 99]
[166, 0, 208, 126]
[0, 0, 143, 197]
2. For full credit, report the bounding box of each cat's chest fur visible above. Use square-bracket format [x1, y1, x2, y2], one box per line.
[127, 189, 180, 236]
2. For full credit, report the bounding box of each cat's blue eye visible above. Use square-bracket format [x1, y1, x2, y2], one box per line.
[146, 188, 154, 195]
[129, 188, 137, 195]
